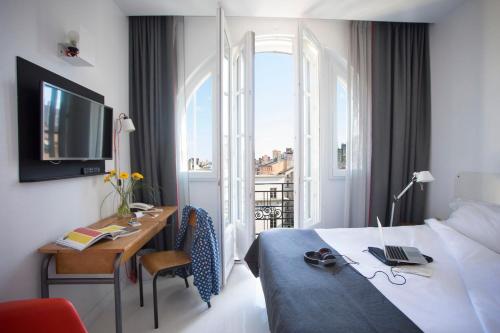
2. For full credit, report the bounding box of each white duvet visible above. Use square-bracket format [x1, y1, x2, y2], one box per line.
[316, 220, 500, 333]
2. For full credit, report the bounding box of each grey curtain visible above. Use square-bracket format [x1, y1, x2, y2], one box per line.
[370, 23, 431, 226]
[129, 16, 178, 207]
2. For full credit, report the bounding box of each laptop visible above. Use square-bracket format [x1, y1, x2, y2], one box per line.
[376, 217, 427, 264]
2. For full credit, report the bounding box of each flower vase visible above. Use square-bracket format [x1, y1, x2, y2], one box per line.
[117, 195, 131, 217]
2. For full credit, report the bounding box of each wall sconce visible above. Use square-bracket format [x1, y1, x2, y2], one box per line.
[114, 113, 135, 179]
[58, 27, 94, 66]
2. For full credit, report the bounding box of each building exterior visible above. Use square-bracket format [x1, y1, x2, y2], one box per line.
[337, 143, 346, 170]
[256, 148, 294, 176]
[254, 147, 294, 234]
[188, 157, 212, 171]
[254, 174, 294, 233]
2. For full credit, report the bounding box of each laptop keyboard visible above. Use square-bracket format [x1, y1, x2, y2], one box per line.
[386, 246, 409, 261]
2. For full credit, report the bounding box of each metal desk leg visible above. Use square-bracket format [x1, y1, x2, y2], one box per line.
[41, 254, 52, 298]
[39, 253, 124, 333]
[113, 254, 123, 333]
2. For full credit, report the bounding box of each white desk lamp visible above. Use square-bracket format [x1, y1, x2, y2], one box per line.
[389, 171, 434, 227]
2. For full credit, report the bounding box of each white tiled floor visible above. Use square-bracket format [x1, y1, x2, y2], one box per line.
[88, 264, 269, 333]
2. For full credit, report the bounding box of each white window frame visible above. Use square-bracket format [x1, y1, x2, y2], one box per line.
[327, 50, 348, 179]
[231, 48, 245, 224]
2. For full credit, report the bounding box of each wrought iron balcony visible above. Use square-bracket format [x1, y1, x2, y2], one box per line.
[255, 182, 294, 234]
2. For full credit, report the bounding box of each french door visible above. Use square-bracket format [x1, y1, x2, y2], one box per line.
[217, 8, 255, 285]
[298, 25, 321, 228]
[217, 15, 320, 285]
[232, 31, 255, 261]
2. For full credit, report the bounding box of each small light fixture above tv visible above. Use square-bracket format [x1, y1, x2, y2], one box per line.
[40, 81, 113, 161]
[58, 27, 95, 66]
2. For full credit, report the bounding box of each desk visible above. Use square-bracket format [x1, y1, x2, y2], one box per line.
[38, 206, 177, 333]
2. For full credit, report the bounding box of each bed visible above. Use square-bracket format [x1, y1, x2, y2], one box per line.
[245, 173, 500, 333]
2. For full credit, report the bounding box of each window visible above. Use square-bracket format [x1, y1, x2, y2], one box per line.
[270, 187, 277, 199]
[186, 75, 213, 172]
[270, 215, 277, 228]
[335, 78, 347, 172]
[329, 51, 348, 178]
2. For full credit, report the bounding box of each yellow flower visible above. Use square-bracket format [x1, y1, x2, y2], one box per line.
[104, 175, 111, 183]
[119, 172, 129, 180]
[109, 169, 116, 177]
[132, 172, 144, 181]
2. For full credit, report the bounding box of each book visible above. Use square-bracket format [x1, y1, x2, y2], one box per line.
[56, 225, 140, 251]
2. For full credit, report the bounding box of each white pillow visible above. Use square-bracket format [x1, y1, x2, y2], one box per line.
[427, 220, 500, 333]
[444, 199, 500, 254]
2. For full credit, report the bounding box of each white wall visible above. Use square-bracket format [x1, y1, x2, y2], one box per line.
[427, 0, 500, 219]
[0, 0, 129, 323]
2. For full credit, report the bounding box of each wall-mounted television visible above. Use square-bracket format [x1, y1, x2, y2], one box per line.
[41, 81, 113, 160]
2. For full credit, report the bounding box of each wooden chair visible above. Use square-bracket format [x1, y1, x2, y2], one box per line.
[138, 209, 207, 329]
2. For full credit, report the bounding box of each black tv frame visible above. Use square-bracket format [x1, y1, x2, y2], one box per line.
[17, 56, 110, 182]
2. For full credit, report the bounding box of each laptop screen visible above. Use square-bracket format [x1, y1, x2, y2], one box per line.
[377, 217, 388, 256]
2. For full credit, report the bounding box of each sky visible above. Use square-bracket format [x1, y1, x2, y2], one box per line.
[336, 79, 347, 149]
[254, 52, 294, 158]
[185, 51, 347, 162]
[186, 76, 212, 161]
[187, 52, 295, 162]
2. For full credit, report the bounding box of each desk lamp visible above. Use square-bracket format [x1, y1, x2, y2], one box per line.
[389, 171, 434, 227]
[114, 113, 135, 181]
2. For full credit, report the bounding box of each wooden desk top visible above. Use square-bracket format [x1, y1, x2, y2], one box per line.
[38, 206, 177, 259]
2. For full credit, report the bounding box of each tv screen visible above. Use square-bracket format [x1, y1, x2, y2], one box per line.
[41, 82, 113, 160]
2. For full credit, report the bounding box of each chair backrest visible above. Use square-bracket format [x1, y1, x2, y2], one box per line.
[0, 298, 88, 333]
[182, 209, 197, 257]
[188, 209, 197, 228]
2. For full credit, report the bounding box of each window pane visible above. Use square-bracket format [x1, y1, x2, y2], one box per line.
[306, 138, 312, 177]
[239, 54, 245, 90]
[336, 79, 347, 170]
[236, 180, 241, 219]
[186, 76, 213, 172]
[237, 137, 241, 177]
[305, 59, 311, 92]
[305, 181, 311, 219]
[304, 96, 311, 134]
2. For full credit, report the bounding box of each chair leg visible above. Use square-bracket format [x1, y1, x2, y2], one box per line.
[153, 274, 159, 329]
[138, 263, 144, 307]
[207, 301, 211, 308]
[184, 266, 189, 288]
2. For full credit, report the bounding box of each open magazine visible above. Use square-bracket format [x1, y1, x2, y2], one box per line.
[56, 225, 140, 251]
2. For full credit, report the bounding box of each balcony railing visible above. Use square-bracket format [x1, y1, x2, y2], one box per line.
[255, 182, 294, 234]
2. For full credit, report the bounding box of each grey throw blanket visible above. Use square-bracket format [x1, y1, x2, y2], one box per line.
[245, 229, 422, 333]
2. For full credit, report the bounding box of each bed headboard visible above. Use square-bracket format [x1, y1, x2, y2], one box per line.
[455, 172, 500, 205]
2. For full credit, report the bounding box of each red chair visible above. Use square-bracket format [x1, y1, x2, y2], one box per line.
[0, 298, 88, 333]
